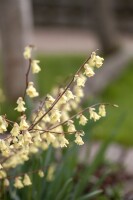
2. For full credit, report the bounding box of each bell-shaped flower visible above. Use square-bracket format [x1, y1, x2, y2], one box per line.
[31, 60, 41, 74]
[26, 82, 39, 98]
[15, 97, 26, 112]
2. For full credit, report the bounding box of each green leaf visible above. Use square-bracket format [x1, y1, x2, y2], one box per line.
[55, 178, 73, 200]
[77, 190, 103, 200]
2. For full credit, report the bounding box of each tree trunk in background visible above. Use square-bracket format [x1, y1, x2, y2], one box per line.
[0, 0, 33, 101]
[92, 0, 120, 55]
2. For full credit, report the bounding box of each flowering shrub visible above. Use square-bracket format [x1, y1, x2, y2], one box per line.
[0, 46, 117, 189]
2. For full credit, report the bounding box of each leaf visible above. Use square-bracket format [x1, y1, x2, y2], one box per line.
[77, 190, 103, 200]
[55, 178, 73, 200]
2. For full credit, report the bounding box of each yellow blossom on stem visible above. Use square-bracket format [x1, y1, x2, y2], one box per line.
[15, 97, 26, 112]
[88, 52, 104, 68]
[58, 134, 69, 148]
[38, 170, 44, 177]
[23, 174, 32, 186]
[0, 139, 8, 151]
[99, 104, 106, 117]
[26, 82, 39, 98]
[23, 46, 32, 60]
[14, 177, 24, 189]
[31, 60, 41, 74]
[4, 178, 10, 187]
[50, 108, 61, 123]
[77, 114, 88, 126]
[73, 86, 84, 98]
[88, 52, 96, 67]
[0, 116, 8, 134]
[11, 123, 20, 137]
[75, 134, 84, 145]
[84, 64, 95, 77]
[65, 89, 75, 100]
[45, 95, 55, 109]
[89, 108, 101, 121]
[45, 132, 56, 144]
[95, 56, 104, 68]
[67, 120, 76, 133]
[74, 74, 87, 87]
[20, 115, 29, 130]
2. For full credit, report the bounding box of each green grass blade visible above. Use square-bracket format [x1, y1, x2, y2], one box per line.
[77, 190, 103, 200]
[55, 178, 73, 200]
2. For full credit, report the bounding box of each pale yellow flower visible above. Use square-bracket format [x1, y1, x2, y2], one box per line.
[99, 104, 106, 117]
[65, 89, 75, 100]
[45, 132, 56, 144]
[74, 74, 87, 87]
[95, 56, 104, 68]
[88, 52, 104, 68]
[38, 170, 44, 177]
[23, 174, 32, 186]
[84, 64, 95, 77]
[0, 139, 8, 151]
[26, 82, 39, 98]
[88, 52, 96, 67]
[0, 170, 7, 179]
[58, 134, 69, 148]
[23, 46, 32, 60]
[31, 60, 41, 74]
[45, 95, 55, 109]
[67, 120, 76, 133]
[0, 116, 8, 133]
[4, 178, 9, 187]
[73, 86, 84, 98]
[75, 134, 84, 145]
[78, 114, 88, 126]
[89, 108, 101, 121]
[15, 97, 26, 112]
[50, 109, 61, 123]
[11, 123, 20, 136]
[14, 177, 24, 189]
[20, 115, 29, 130]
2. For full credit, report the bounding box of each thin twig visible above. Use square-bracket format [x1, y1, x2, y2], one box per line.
[23, 59, 32, 100]
[30, 129, 78, 135]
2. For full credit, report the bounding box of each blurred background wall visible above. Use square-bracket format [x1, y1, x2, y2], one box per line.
[32, 0, 133, 34]
[0, 0, 133, 100]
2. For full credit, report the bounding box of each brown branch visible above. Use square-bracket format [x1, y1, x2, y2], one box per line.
[23, 59, 32, 100]
[30, 129, 78, 135]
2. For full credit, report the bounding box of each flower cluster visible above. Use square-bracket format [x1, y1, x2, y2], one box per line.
[0, 46, 116, 189]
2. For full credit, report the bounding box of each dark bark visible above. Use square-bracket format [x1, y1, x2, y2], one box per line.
[92, 0, 120, 55]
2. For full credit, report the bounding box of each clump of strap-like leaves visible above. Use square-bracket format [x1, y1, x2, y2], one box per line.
[0, 46, 117, 189]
